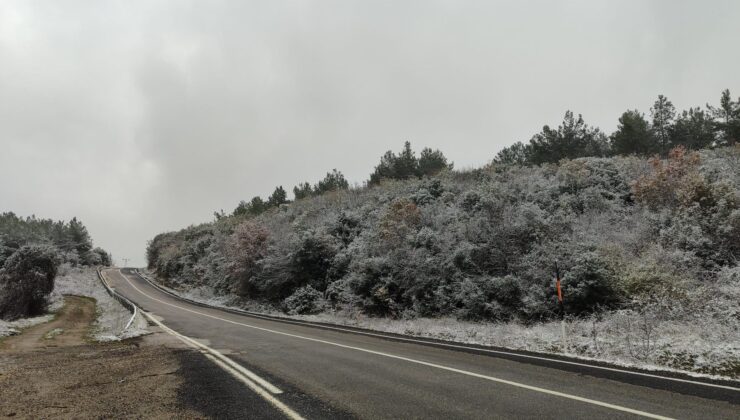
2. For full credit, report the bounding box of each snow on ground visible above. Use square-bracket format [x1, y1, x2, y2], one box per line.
[0, 314, 55, 339]
[296, 310, 739, 379]
[51, 265, 148, 341]
[141, 269, 739, 380]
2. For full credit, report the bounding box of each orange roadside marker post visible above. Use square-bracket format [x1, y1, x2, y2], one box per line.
[555, 261, 567, 353]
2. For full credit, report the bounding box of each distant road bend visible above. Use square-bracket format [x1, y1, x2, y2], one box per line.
[103, 268, 739, 419]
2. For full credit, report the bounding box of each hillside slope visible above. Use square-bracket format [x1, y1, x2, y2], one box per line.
[147, 146, 740, 376]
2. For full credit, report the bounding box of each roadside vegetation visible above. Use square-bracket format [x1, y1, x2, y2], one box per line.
[147, 90, 740, 376]
[0, 213, 111, 320]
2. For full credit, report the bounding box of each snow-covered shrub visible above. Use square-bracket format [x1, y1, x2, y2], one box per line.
[227, 221, 269, 296]
[328, 212, 362, 246]
[145, 147, 740, 328]
[60, 249, 81, 267]
[452, 275, 523, 321]
[0, 213, 105, 269]
[251, 248, 294, 301]
[632, 146, 702, 210]
[625, 147, 740, 271]
[413, 227, 438, 250]
[459, 191, 481, 212]
[411, 179, 445, 206]
[138, 144, 740, 376]
[0, 245, 60, 320]
[378, 198, 421, 245]
[283, 285, 325, 315]
[562, 252, 620, 314]
[288, 230, 337, 292]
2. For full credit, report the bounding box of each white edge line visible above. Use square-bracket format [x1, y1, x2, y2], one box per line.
[133, 269, 740, 393]
[122, 270, 677, 420]
[141, 310, 283, 394]
[102, 270, 302, 409]
[105, 269, 282, 392]
[201, 354, 305, 420]
[138, 311, 304, 420]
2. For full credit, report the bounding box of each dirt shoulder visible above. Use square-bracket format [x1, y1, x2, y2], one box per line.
[1, 295, 96, 351]
[0, 295, 282, 419]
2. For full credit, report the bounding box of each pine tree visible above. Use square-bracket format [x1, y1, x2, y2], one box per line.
[527, 111, 608, 164]
[248, 196, 267, 215]
[368, 150, 396, 185]
[650, 95, 676, 155]
[267, 186, 288, 208]
[67, 217, 92, 255]
[418, 147, 452, 176]
[610, 110, 655, 155]
[368, 142, 419, 185]
[493, 142, 530, 165]
[233, 201, 249, 216]
[293, 182, 313, 200]
[671, 107, 715, 150]
[707, 89, 740, 146]
[394, 141, 418, 180]
[314, 169, 349, 194]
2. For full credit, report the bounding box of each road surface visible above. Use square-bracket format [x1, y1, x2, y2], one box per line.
[104, 268, 739, 419]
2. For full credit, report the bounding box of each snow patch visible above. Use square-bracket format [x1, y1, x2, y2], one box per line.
[0, 313, 55, 339]
[51, 265, 148, 341]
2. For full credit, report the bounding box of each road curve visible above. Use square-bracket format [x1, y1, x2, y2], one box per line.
[104, 268, 739, 419]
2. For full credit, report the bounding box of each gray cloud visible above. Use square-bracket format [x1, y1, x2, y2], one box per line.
[1, 0, 739, 265]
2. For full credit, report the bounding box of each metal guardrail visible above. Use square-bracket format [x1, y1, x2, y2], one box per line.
[96, 267, 139, 335]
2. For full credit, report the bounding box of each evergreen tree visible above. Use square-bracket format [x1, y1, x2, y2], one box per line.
[707, 89, 740, 146]
[671, 107, 715, 150]
[418, 147, 452, 176]
[293, 182, 313, 200]
[234, 196, 267, 216]
[267, 186, 288, 207]
[233, 201, 249, 216]
[367, 141, 447, 185]
[67, 217, 92, 255]
[610, 110, 655, 155]
[314, 169, 349, 195]
[368, 142, 419, 185]
[650, 95, 676, 155]
[394, 141, 419, 180]
[368, 150, 397, 185]
[493, 142, 530, 165]
[92, 247, 112, 266]
[527, 111, 608, 164]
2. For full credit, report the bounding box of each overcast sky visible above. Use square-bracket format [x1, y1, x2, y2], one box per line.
[1, 0, 739, 266]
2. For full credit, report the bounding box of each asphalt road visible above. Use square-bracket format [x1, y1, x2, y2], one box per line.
[104, 268, 739, 419]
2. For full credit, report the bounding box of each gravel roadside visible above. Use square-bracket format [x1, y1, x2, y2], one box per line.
[0, 295, 283, 419]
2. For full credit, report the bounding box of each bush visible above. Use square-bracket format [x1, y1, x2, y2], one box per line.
[368, 142, 451, 185]
[378, 198, 420, 245]
[283, 285, 324, 315]
[83, 247, 112, 266]
[0, 245, 60, 320]
[144, 143, 740, 326]
[289, 231, 336, 292]
[562, 252, 620, 314]
[227, 221, 269, 296]
[632, 146, 702, 210]
[453, 275, 523, 321]
[0, 212, 105, 267]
